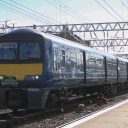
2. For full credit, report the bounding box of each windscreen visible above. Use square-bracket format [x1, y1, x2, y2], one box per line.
[0, 42, 41, 62]
[19, 42, 41, 60]
[0, 43, 17, 60]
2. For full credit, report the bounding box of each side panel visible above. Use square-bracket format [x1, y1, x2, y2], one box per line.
[86, 51, 105, 84]
[118, 60, 127, 82]
[44, 39, 54, 85]
[45, 40, 85, 87]
[58, 44, 85, 85]
[106, 57, 117, 82]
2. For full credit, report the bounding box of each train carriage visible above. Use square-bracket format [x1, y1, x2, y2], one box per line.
[0, 29, 128, 110]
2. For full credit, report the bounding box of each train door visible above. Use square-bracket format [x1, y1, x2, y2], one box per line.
[127, 62, 128, 81]
[76, 50, 85, 84]
[83, 51, 86, 84]
[76, 50, 86, 83]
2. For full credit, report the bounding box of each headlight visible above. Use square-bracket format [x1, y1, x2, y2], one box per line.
[24, 75, 41, 80]
[0, 75, 6, 80]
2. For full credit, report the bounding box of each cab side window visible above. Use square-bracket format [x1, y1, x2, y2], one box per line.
[53, 43, 58, 72]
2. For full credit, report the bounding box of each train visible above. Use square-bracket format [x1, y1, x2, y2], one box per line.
[0, 28, 128, 110]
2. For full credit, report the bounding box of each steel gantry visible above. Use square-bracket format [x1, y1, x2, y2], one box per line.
[1, 21, 128, 58]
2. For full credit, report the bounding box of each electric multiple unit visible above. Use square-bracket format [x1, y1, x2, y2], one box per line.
[0, 29, 127, 110]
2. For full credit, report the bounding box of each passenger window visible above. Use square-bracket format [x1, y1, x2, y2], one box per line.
[0, 43, 17, 60]
[71, 52, 77, 63]
[77, 52, 84, 70]
[61, 50, 65, 67]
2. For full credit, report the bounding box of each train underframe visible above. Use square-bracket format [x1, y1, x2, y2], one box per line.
[45, 82, 128, 108]
[5, 81, 128, 111]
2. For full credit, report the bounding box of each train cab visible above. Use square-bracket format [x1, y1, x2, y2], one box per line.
[0, 29, 45, 109]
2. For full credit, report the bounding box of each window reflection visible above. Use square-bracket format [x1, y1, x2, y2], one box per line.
[0, 43, 17, 60]
[61, 50, 65, 67]
[20, 43, 40, 60]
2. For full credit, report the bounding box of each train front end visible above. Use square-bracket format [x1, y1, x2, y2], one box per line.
[0, 29, 45, 110]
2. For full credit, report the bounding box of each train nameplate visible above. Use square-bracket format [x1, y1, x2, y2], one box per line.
[1, 76, 19, 87]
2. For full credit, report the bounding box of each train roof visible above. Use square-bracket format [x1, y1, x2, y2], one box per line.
[0, 29, 43, 40]
[117, 56, 128, 62]
[0, 29, 128, 62]
[42, 31, 128, 61]
[42, 31, 117, 59]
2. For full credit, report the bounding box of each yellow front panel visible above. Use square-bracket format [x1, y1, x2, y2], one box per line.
[0, 63, 43, 80]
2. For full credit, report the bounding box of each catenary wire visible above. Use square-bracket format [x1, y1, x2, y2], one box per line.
[0, 2, 52, 25]
[102, 0, 124, 21]
[1, 0, 57, 25]
[94, 0, 119, 21]
[52, 0, 91, 22]
[45, 0, 90, 23]
[8, 0, 60, 24]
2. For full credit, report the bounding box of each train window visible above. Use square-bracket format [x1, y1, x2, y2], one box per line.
[77, 51, 84, 71]
[53, 43, 58, 72]
[0, 43, 17, 60]
[71, 52, 77, 64]
[61, 50, 65, 67]
[19, 42, 40, 60]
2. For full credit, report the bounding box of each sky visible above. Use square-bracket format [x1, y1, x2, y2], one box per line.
[1, 0, 128, 55]
[0, 0, 127, 27]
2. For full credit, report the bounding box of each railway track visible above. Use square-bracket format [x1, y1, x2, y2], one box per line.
[59, 98, 128, 128]
[0, 108, 62, 128]
[0, 91, 128, 128]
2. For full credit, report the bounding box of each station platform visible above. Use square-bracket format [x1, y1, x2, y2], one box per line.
[62, 99, 128, 128]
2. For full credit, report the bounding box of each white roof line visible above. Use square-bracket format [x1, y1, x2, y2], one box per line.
[42, 32, 116, 59]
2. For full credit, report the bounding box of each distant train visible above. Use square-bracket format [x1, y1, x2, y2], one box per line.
[0, 29, 128, 110]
